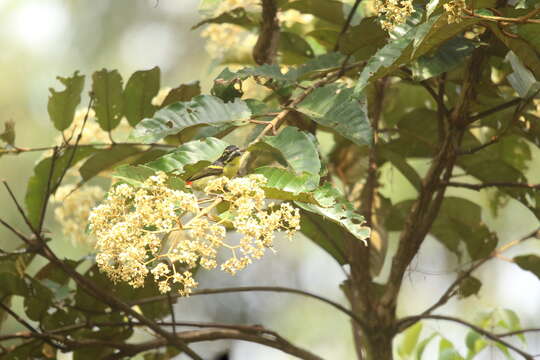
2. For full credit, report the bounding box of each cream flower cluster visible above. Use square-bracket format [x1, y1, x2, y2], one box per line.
[52, 184, 105, 246]
[375, 0, 415, 31]
[443, 0, 466, 24]
[88, 172, 300, 296]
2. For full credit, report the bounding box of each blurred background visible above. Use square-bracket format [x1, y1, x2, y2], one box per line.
[0, 0, 539, 359]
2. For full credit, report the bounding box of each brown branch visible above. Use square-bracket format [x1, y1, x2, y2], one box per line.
[466, 98, 521, 124]
[1, 142, 175, 155]
[417, 228, 539, 318]
[38, 146, 58, 234]
[463, 8, 540, 24]
[444, 181, 539, 190]
[253, 0, 280, 65]
[35, 242, 204, 360]
[2, 181, 36, 234]
[334, 0, 362, 51]
[130, 286, 365, 328]
[498, 328, 540, 338]
[397, 315, 533, 360]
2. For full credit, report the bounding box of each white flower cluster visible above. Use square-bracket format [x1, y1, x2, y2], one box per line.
[375, 0, 415, 31]
[88, 172, 300, 296]
[443, 0, 466, 24]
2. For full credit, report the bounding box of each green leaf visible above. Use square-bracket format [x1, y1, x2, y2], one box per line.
[131, 95, 251, 143]
[296, 84, 372, 146]
[25, 147, 98, 227]
[161, 81, 201, 107]
[262, 126, 321, 176]
[465, 331, 487, 358]
[299, 210, 348, 264]
[280, 31, 314, 64]
[113, 164, 159, 186]
[416, 334, 438, 360]
[92, 69, 124, 131]
[505, 50, 540, 98]
[145, 137, 229, 174]
[48, 71, 85, 131]
[438, 338, 464, 360]
[281, 0, 345, 25]
[192, 7, 256, 29]
[0, 272, 28, 297]
[398, 322, 423, 358]
[411, 37, 477, 81]
[458, 276, 482, 298]
[292, 52, 346, 80]
[378, 147, 422, 191]
[123, 67, 160, 126]
[79, 145, 143, 181]
[338, 18, 387, 60]
[0, 120, 15, 146]
[489, 22, 540, 79]
[387, 197, 497, 258]
[518, 23, 540, 53]
[355, 12, 479, 94]
[296, 186, 370, 245]
[514, 254, 540, 280]
[253, 167, 330, 205]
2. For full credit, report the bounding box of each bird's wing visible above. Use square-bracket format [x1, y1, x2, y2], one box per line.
[186, 165, 223, 182]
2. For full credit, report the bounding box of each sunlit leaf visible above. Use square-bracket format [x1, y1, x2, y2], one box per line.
[261, 126, 321, 176]
[92, 69, 124, 131]
[296, 84, 372, 146]
[131, 96, 251, 143]
[48, 71, 85, 131]
[123, 67, 160, 125]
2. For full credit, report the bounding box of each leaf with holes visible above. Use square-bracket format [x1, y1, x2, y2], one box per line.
[131, 95, 251, 143]
[48, 71, 85, 131]
[123, 67, 160, 126]
[92, 69, 124, 131]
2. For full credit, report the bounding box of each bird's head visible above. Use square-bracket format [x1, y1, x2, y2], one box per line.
[218, 145, 243, 164]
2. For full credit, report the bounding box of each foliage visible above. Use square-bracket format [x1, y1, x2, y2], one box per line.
[1, 0, 540, 359]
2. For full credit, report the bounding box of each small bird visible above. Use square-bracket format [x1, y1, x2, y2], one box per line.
[186, 145, 244, 190]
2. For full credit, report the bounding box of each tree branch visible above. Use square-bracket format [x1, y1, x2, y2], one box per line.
[131, 286, 365, 327]
[253, 0, 280, 65]
[444, 181, 539, 190]
[418, 228, 539, 317]
[397, 314, 533, 360]
[334, 0, 362, 51]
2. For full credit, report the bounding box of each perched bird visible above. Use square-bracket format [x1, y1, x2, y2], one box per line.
[186, 145, 244, 190]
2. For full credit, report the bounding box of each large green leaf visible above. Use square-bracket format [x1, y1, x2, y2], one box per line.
[261, 126, 321, 176]
[518, 23, 540, 54]
[92, 69, 124, 131]
[280, 31, 315, 64]
[161, 81, 201, 107]
[377, 146, 422, 191]
[490, 22, 540, 79]
[338, 18, 387, 60]
[145, 137, 230, 174]
[47, 71, 85, 131]
[280, 0, 345, 25]
[253, 166, 330, 205]
[123, 67, 160, 126]
[411, 37, 477, 81]
[192, 7, 257, 29]
[25, 147, 98, 227]
[296, 186, 370, 245]
[354, 12, 478, 94]
[296, 84, 372, 146]
[78, 145, 143, 181]
[131, 95, 251, 143]
[514, 254, 540, 280]
[387, 197, 497, 259]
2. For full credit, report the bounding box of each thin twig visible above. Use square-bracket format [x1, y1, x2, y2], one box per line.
[444, 181, 539, 190]
[130, 285, 365, 328]
[466, 98, 521, 124]
[38, 146, 58, 234]
[417, 228, 539, 317]
[398, 314, 533, 359]
[2, 180, 36, 234]
[334, 0, 362, 51]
